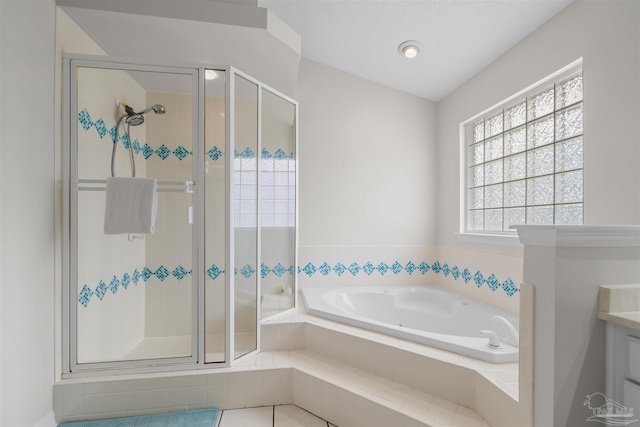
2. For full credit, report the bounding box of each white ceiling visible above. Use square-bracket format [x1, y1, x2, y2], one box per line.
[257, 0, 573, 101]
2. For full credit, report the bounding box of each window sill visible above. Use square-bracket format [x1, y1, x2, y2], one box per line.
[455, 232, 523, 247]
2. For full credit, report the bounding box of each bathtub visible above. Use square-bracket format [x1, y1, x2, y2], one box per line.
[301, 285, 519, 363]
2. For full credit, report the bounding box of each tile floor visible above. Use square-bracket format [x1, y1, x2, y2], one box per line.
[218, 405, 336, 427]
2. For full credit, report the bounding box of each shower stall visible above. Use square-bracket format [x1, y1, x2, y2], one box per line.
[62, 55, 297, 373]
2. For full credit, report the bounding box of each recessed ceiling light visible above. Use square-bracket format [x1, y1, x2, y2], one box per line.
[398, 40, 423, 59]
[205, 69, 219, 80]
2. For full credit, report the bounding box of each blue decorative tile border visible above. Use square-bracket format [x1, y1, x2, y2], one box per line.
[298, 260, 519, 297]
[78, 259, 516, 307]
[78, 109, 294, 161]
[78, 262, 294, 307]
[77, 264, 194, 308]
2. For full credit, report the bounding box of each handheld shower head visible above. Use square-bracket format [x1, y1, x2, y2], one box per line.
[119, 103, 165, 127]
[151, 104, 165, 114]
[139, 104, 166, 115]
[112, 102, 166, 178]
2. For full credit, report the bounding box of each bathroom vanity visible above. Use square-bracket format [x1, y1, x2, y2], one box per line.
[599, 284, 640, 417]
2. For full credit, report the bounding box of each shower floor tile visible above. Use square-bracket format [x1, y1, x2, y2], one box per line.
[218, 405, 333, 427]
[123, 335, 191, 360]
[121, 333, 257, 362]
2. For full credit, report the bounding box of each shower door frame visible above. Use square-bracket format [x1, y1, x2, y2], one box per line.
[63, 57, 203, 373]
[62, 55, 298, 377]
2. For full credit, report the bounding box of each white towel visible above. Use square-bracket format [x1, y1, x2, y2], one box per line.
[104, 177, 158, 235]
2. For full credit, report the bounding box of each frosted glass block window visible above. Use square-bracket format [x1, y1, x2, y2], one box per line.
[235, 152, 296, 228]
[259, 155, 295, 227]
[465, 68, 583, 233]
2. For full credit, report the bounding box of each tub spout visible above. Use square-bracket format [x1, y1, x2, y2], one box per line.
[491, 315, 519, 348]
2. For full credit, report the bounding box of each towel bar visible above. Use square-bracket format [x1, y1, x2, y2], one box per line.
[76, 179, 195, 193]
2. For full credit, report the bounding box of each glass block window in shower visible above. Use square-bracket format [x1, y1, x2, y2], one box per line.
[465, 67, 583, 233]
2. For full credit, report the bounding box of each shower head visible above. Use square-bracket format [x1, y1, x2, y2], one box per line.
[119, 103, 166, 127]
[139, 104, 166, 115]
[125, 113, 145, 126]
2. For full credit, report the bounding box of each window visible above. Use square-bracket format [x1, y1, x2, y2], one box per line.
[234, 148, 296, 228]
[463, 65, 583, 234]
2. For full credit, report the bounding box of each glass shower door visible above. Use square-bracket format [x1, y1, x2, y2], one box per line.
[70, 61, 198, 368]
[233, 74, 259, 359]
[260, 88, 297, 318]
[204, 69, 227, 363]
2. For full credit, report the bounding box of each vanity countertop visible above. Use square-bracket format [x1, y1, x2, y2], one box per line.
[599, 284, 640, 330]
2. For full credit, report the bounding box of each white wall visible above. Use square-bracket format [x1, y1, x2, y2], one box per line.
[435, 0, 639, 310]
[296, 59, 442, 292]
[0, 0, 56, 425]
[297, 58, 437, 247]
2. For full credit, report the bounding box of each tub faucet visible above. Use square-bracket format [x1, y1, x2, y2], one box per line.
[479, 330, 501, 348]
[491, 315, 519, 348]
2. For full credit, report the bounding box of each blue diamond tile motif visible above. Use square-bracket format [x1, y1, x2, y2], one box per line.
[109, 125, 118, 142]
[297, 266, 302, 274]
[260, 263, 271, 279]
[272, 263, 287, 278]
[502, 278, 519, 296]
[207, 265, 222, 280]
[156, 144, 171, 160]
[141, 267, 153, 282]
[474, 271, 485, 287]
[240, 264, 255, 278]
[451, 266, 460, 280]
[418, 262, 430, 274]
[391, 261, 403, 275]
[132, 139, 141, 154]
[155, 266, 170, 281]
[207, 146, 223, 161]
[318, 262, 331, 276]
[348, 262, 360, 276]
[287, 266, 294, 275]
[377, 262, 389, 275]
[109, 276, 120, 294]
[333, 262, 346, 276]
[241, 148, 255, 158]
[173, 265, 188, 281]
[121, 272, 131, 290]
[94, 118, 108, 138]
[302, 263, 316, 277]
[122, 133, 130, 150]
[462, 268, 472, 283]
[442, 263, 450, 277]
[173, 146, 189, 161]
[486, 274, 500, 291]
[363, 262, 375, 276]
[405, 261, 416, 275]
[78, 109, 93, 131]
[132, 269, 140, 284]
[274, 149, 288, 159]
[431, 261, 442, 274]
[78, 285, 93, 308]
[261, 148, 272, 159]
[142, 144, 154, 159]
[95, 281, 107, 301]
